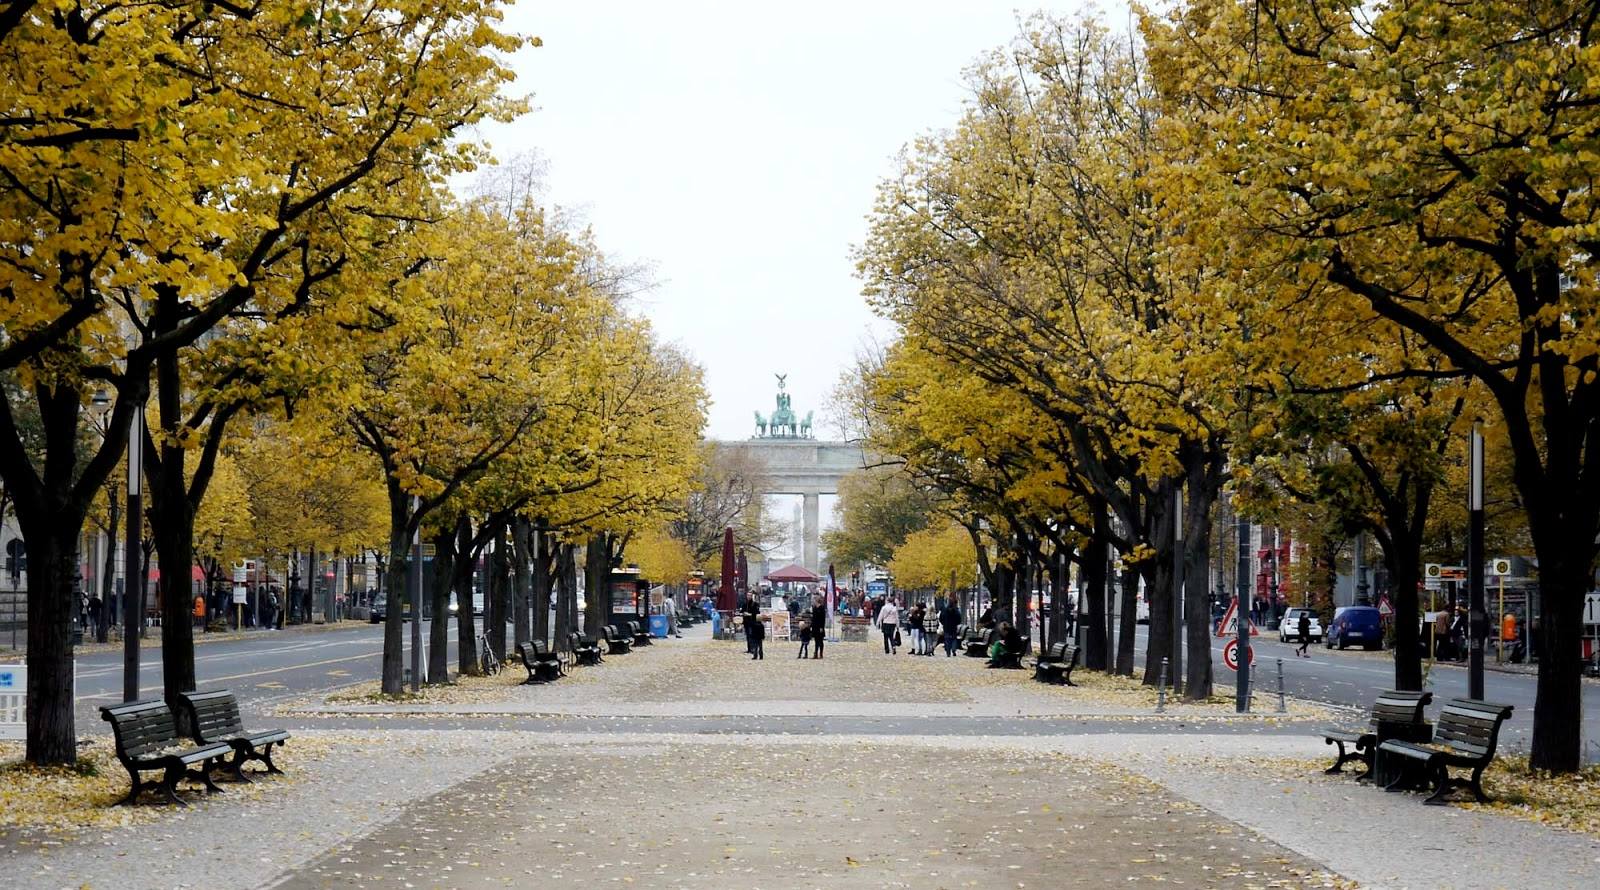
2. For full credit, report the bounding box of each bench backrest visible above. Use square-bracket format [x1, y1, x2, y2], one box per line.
[1062, 644, 1079, 665]
[179, 689, 245, 743]
[532, 640, 553, 659]
[569, 631, 592, 648]
[1436, 698, 1515, 758]
[1368, 689, 1432, 725]
[101, 699, 181, 759]
[1046, 641, 1068, 660]
[518, 641, 536, 664]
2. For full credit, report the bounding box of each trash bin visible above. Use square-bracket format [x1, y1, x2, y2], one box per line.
[649, 614, 669, 638]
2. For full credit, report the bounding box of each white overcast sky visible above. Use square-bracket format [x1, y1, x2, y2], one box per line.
[472, 1, 1111, 440]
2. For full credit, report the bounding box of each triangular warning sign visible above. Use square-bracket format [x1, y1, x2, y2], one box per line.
[1214, 600, 1261, 638]
[1377, 596, 1393, 617]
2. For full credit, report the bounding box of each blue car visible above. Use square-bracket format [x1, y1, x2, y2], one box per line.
[1325, 606, 1383, 650]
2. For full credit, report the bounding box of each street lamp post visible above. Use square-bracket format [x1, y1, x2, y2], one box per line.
[123, 402, 142, 703]
[1468, 426, 1487, 699]
[1173, 488, 1184, 695]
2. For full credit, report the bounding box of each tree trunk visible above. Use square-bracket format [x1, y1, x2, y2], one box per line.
[533, 526, 553, 648]
[1080, 537, 1108, 670]
[453, 515, 478, 675]
[511, 516, 531, 649]
[427, 526, 455, 683]
[1142, 479, 1180, 688]
[584, 533, 610, 635]
[380, 483, 411, 695]
[487, 524, 509, 664]
[1183, 453, 1223, 700]
[1115, 563, 1138, 677]
[1531, 543, 1588, 772]
[1381, 535, 1424, 691]
[21, 517, 81, 764]
[555, 543, 578, 643]
[97, 491, 118, 644]
[1013, 545, 1032, 655]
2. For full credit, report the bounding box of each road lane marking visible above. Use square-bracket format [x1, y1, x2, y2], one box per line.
[74, 651, 380, 702]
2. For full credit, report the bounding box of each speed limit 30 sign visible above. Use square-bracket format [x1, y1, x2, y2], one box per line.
[1222, 639, 1256, 671]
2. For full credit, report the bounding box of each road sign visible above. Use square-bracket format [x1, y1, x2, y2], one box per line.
[1585, 593, 1600, 626]
[1222, 639, 1256, 671]
[1491, 558, 1513, 577]
[1377, 596, 1393, 617]
[1213, 600, 1261, 638]
[232, 585, 248, 605]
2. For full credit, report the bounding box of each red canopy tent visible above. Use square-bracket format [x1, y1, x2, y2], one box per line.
[765, 564, 821, 584]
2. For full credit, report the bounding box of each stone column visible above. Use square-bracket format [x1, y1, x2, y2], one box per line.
[803, 491, 820, 573]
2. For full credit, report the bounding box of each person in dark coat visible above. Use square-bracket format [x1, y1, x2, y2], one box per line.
[1295, 610, 1312, 657]
[749, 614, 766, 660]
[977, 604, 996, 630]
[939, 601, 962, 656]
[741, 593, 761, 653]
[810, 595, 828, 659]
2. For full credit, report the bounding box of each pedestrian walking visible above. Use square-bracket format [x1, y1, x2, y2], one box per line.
[810, 595, 827, 659]
[749, 615, 766, 660]
[877, 599, 900, 654]
[87, 592, 104, 642]
[907, 603, 926, 655]
[1295, 610, 1311, 658]
[939, 599, 962, 656]
[741, 593, 761, 654]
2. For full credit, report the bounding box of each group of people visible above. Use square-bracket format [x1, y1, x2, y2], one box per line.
[744, 592, 830, 660]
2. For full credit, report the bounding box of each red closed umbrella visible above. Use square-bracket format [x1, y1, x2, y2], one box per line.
[718, 527, 736, 613]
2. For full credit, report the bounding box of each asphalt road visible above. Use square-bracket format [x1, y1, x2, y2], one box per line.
[1131, 625, 1600, 760]
[71, 620, 448, 722]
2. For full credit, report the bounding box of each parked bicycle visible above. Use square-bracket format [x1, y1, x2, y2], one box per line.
[478, 631, 500, 676]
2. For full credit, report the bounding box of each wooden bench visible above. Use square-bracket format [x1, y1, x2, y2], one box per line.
[627, 620, 653, 646]
[963, 629, 993, 658]
[1378, 698, 1514, 804]
[1320, 689, 1433, 778]
[601, 624, 633, 654]
[568, 631, 604, 666]
[518, 641, 564, 684]
[177, 689, 291, 781]
[1032, 642, 1078, 686]
[101, 700, 230, 806]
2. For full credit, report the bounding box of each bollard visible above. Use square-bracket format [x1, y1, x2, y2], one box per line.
[1275, 657, 1287, 713]
[1156, 656, 1168, 713]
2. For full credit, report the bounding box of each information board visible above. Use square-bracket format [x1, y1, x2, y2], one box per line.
[0, 664, 26, 741]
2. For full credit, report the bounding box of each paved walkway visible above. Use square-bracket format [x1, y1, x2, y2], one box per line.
[4, 630, 1598, 889]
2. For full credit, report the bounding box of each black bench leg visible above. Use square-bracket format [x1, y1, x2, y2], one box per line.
[1061, 669, 1076, 687]
[1466, 765, 1492, 804]
[1324, 739, 1353, 774]
[1382, 762, 1414, 792]
[261, 743, 285, 776]
[189, 761, 225, 795]
[226, 748, 257, 783]
[1423, 764, 1454, 805]
[160, 766, 189, 807]
[118, 768, 152, 806]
